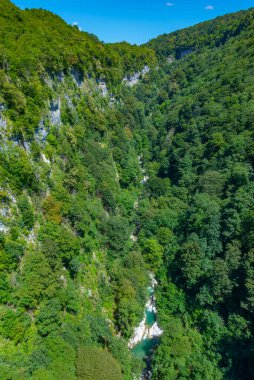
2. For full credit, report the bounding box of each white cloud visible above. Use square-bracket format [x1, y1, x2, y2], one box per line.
[166, 2, 174, 6]
[205, 5, 215, 10]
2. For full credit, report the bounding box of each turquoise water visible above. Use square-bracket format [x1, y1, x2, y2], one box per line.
[132, 295, 158, 360]
[131, 284, 161, 378]
[132, 337, 160, 360]
[146, 286, 156, 327]
[146, 309, 156, 327]
[147, 286, 153, 296]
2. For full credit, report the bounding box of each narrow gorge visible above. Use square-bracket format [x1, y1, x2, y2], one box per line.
[129, 274, 163, 379]
[1, 2, 254, 379]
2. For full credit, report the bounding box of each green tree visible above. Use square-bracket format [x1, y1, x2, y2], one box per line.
[142, 239, 164, 272]
[76, 346, 123, 380]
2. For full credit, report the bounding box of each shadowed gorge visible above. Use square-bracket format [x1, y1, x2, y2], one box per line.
[1, 1, 254, 379]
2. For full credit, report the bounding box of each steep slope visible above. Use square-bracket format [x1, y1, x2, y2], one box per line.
[1, 2, 254, 380]
[134, 7, 254, 380]
[0, 2, 156, 379]
[146, 7, 254, 59]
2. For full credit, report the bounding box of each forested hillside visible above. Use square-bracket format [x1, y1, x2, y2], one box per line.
[146, 7, 254, 58]
[0, 1, 156, 379]
[1, 1, 254, 379]
[142, 7, 254, 379]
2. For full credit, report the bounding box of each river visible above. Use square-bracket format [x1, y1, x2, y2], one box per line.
[129, 159, 162, 379]
[129, 275, 163, 380]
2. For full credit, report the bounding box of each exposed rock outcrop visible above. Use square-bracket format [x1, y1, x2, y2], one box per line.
[176, 47, 194, 59]
[71, 68, 84, 87]
[0, 114, 7, 131]
[97, 79, 109, 97]
[35, 121, 49, 142]
[0, 222, 8, 233]
[123, 66, 150, 87]
[49, 98, 61, 126]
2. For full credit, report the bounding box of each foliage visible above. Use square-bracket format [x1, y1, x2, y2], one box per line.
[76, 346, 123, 380]
[0, 2, 254, 379]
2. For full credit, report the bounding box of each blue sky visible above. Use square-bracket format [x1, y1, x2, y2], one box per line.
[13, 0, 254, 44]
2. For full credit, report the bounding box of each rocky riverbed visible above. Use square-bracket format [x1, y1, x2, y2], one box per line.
[129, 273, 163, 379]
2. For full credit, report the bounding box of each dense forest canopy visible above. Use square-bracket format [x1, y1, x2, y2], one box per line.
[0, 1, 254, 379]
[146, 7, 254, 58]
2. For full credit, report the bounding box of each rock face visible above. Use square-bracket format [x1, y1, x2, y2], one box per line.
[0, 114, 7, 130]
[49, 99, 61, 126]
[0, 222, 9, 233]
[71, 68, 84, 87]
[35, 121, 49, 142]
[141, 65, 150, 76]
[176, 47, 194, 59]
[123, 66, 150, 87]
[0, 208, 9, 218]
[41, 153, 50, 164]
[65, 95, 74, 109]
[97, 79, 109, 97]
[57, 72, 65, 83]
[124, 71, 140, 87]
[0, 104, 7, 134]
[23, 142, 31, 152]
